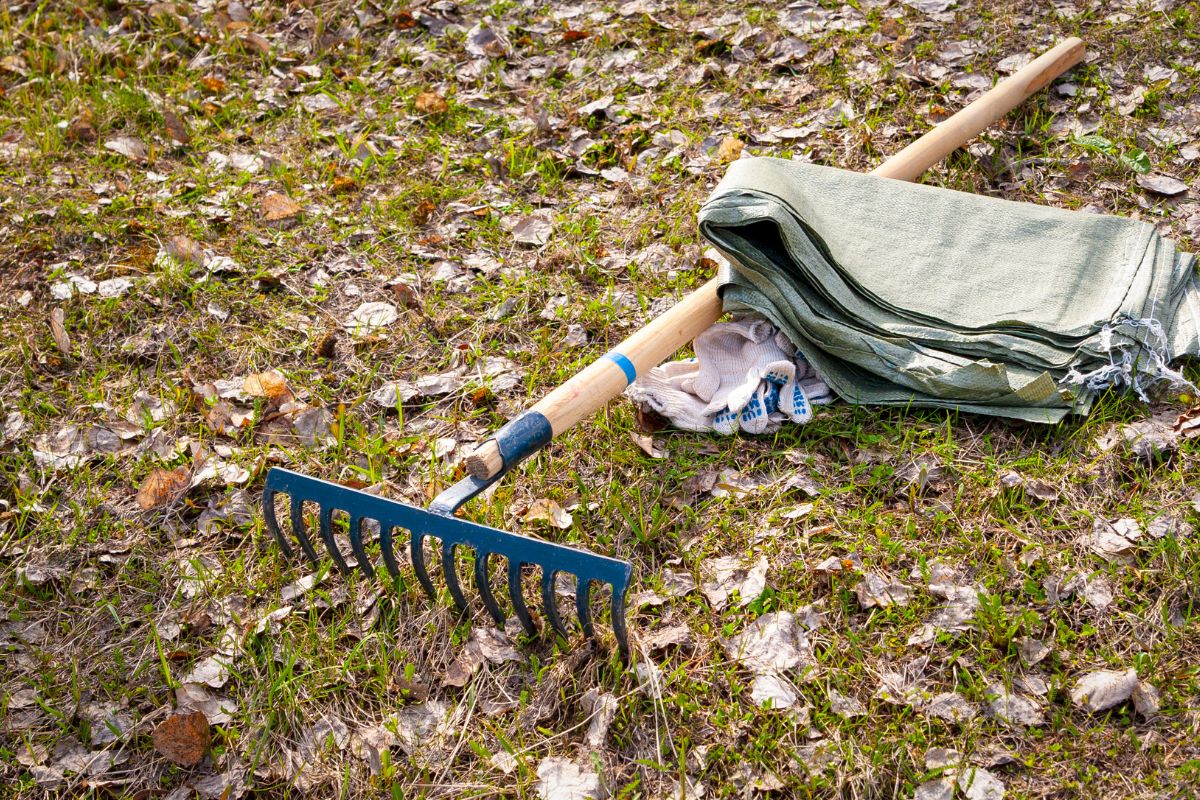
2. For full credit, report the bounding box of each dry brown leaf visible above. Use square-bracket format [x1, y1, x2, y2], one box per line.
[1176, 405, 1200, 439]
[243, 370, 293, 404]
[331, 175, 358, 194]
[165, 234, 206, 266]
[631, 432, 665, 458]
[259, 192, 302, 223]
[103, 136, 147, 161]
[162, 110, 191, 145]
[523, 498, 573, 529]
[64, 113, 97, 145]
[48, 308, 70, 355]
[136, 466, 192, 510]
[152, 710, 210, 766]
[716, 136, 744, 163]
[415, 91, 449, 114]
[199, 75, 227, 94]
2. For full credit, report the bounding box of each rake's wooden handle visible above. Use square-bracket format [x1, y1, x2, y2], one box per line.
[466, 37, 1085, 480]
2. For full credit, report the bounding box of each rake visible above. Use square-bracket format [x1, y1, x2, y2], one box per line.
[263, 38, 1084, 659]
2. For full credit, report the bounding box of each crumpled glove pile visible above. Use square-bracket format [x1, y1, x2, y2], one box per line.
[627, 317, 832, 434]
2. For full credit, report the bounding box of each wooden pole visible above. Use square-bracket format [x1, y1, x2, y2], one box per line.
[465, 37, 1085, 479]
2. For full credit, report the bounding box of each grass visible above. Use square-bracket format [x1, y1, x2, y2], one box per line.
[2, 0, 1199, 798]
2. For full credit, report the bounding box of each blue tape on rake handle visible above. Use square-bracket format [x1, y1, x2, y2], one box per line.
[262, 467, 634, 659]
[603, 351, 637, 385]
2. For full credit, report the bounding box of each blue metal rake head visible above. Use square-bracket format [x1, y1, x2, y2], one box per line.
[262, 412, 633, 658]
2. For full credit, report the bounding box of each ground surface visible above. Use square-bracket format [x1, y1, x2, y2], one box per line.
[2, 0, 1200, 798]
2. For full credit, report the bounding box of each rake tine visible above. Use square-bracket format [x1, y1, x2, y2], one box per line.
[410, 532, 438, 601]
[262, 487, 293, 557]
[347, 516, 376, 579]
[290, 495, 322, 565]
[318, 506, 351, 572]
[507, 562, 537, 636]
[379, 525, 403, 580]
[541, 570, 568, 639]
[575, 579, 594, 639]
[474, 553, 507, 628]
[440, 543, 470, 615]
[611, 586, 631, 662]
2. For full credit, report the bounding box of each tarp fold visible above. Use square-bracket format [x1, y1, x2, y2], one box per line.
[699, 158, 1199, 422]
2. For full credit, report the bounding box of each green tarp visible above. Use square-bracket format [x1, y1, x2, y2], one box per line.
[699, 158, 1200, 422]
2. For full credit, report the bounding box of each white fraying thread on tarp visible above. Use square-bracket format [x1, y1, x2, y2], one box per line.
[1062, 315, 1197, 401]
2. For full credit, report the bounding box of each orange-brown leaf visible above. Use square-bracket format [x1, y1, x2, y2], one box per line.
[414, 91, 449, 115]
[152, 710, 210, 766]
[136, 466, 192, 510]
[243, 370, 293, 404]
[331, 175, 358, 194]
[259, 192, 302, 222]
[715, 136, 744, 163]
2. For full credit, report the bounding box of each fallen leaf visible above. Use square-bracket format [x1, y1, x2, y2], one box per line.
[300, 93, 341, 113]
[300, 715, 350, 758]
[523, 498, 573, 529]
[915, 778, 954, 800]
[344, 301, 399, 335]
[902, 0, 957, 12]
[923, 691, 979, 723]
[957, 767, 1005, 800]
[1175, 404, 1200, 439]
[722, 611, 815, 675]
[643, 623, 692, 652]
[1070, 668, 1139, 712]
[78, 702, 132, 746]
[243, 370, 293, 404]
[103, 136, 147, 161]
[192, 768, 249, 800]
[291, 65, 322, 81]
[715, 136, 744, 163]
[1082, 518, 1140, 562]
[986, 682, 1044, 727]
[536, 757, 603, 800]
[65, 113, 97, 144]
[152, 710, 210, 766]
[828, 688, 866, 718]
[165, 234, 206, 266]
[631, 432, 666, 458]
[750, 673, 801, 710]
[259, 192, 302, 223]
[392, 700, 449, 755]
[182, 655, 231, 688]
[1136, 173, 1189, 196]
[162, 110, 191, 145]
[1132, 680, 1160, 718]
[199, 75, 226, 93]
[136, 466, 192, 510]
[512, 212, 553, 246]
[701, 555, 768, 610]
[175, 684, 237, 725]
[1017, 637, 1052, 666]
[582, 688, 618, 748]
[1102, 419, 1178, 461]
[474, 627, 522, 664]
[854, 572, 911, 609]
[48, 308, 70, 354]
[350, 724, 395, 776]
[490, 750, 517, 774]
[415, 91, 449, 114]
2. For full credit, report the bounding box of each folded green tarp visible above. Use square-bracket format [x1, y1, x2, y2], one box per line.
[699, 158, 1200, 422]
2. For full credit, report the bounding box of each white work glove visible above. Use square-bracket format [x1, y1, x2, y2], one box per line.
[627, 316, 832, 434]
